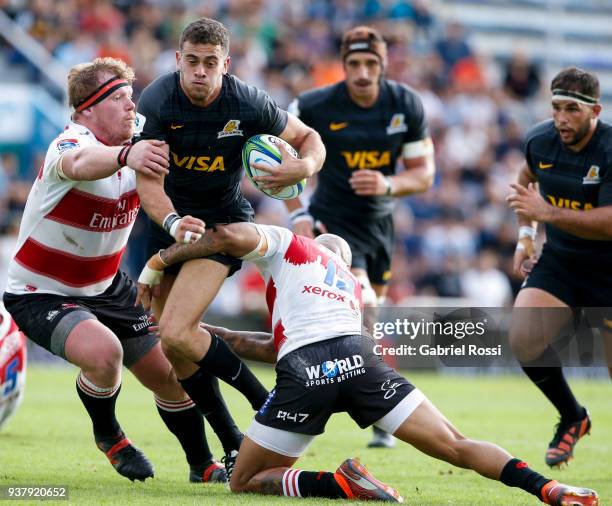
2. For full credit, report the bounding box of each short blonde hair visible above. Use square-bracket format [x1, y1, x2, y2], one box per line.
[67, 57, 135, 110]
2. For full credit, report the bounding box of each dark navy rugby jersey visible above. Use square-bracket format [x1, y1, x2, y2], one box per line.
[292, 79, 427, 219]
[525, 119, 612, 258]
[137, 72, 288, 216]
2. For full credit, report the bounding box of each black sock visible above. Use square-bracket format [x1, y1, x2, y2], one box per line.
[500, 458, 551, 500]
[282, 469, 346, 498]
[76, 372, 121, 439]
[196, 332, 269, 410]
[179, 368, 243, 453]
[521, 348, 584, 422]
[155, 396, 212, 466]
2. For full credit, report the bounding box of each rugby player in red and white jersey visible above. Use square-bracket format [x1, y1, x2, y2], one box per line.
[0, 302, 26, 431]
[137, 223, 599, 505]
[3, 57, 228, 484]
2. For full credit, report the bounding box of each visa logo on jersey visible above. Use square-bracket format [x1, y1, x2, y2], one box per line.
[341, 150, 391, 170]
[171, 152, 225, 172]
[546, 195, 593, 210]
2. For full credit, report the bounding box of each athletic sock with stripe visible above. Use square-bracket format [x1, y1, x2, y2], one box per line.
[155, 395, 213, 466]
[76, 371, 121, 439]
[282, 469, 347, 498]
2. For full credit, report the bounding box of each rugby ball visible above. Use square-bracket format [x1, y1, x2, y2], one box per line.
[242, 134, 306, 200]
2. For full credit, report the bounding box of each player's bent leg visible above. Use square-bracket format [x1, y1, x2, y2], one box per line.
[128, 342, 226, 483]
[233, 425, 402, 501]
[392, 397, 512, 478]
[512, 289, 589, 468]
[391, 396, 598, 504]
[150, 272, 176, 323]
[158, 258, 227, 369]
[510, 288, 572, 363]
[64, 319, 154, 481]
[64, 319, 123, 388]
[161, 258, 269, 408]
[229, 435, 298, 494]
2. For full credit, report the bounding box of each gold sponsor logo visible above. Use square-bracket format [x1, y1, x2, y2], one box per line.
[341, 150, 391, 170]
[538, 161, 553, 169]
[171, 152, 225, 172]
[546, 195, 593, 211]
[170, 124, 184, 130]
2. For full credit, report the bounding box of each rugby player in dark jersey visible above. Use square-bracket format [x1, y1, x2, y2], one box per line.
[507, 67, 612, 468]
[135, 17, 325, 475]
[136, 222, 599, 505]
[285, 26, 435, 448]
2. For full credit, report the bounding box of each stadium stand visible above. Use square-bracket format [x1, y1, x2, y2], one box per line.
[0, 0, 610, 325]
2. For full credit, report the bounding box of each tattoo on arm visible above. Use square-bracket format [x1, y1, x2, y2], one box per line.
[225, 331, 276, 363]
[160, 231, 220, 265]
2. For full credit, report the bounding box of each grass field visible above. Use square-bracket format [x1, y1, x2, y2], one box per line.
[1, 365, 610, 505]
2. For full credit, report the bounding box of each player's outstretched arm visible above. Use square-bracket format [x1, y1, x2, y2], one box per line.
[201, 323, 276, 364]
[136, 223, 265, 308]
[60, 140, 169, 181]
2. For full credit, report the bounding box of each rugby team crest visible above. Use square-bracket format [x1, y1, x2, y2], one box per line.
[583, 165, 601, 184]
[217, 119, 244, 139]
[386, 113, 407, 135]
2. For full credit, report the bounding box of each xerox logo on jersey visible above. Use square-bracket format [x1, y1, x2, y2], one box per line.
[170, 151, 226, 172]
[304, 354, 365, 387]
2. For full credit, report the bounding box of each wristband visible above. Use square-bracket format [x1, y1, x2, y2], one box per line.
[289, 206, 314, 226]
[117, 145, 132, 167]
[518, 226, 536, 240]
[138, 263, 163, 286]
[163, 212, 181, 238]
[383, 176, 393, 196]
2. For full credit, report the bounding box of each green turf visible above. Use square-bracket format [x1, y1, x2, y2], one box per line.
[0, 365, 609, 505]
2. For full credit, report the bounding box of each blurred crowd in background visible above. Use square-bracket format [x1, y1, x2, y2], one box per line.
[0, 0, 557, 320]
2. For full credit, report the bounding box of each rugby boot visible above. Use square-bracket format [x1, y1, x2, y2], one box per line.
[541, 480, 599, 506]
[96, 432, 154, 481]
[334, 458, 403, 502]
[367, 426, 396, 448]
[189, 459, 227, 483]
[221, 449, 239, 483]
[546, 411, 591, 467]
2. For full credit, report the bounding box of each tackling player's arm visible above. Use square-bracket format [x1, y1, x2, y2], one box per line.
[201, 323, 276, 364]
[60, 141, 169, 181]
[136, 223, 266, 308]
[253, 113, 326, 191]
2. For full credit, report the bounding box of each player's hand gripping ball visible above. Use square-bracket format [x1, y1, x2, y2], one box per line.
[242, 134, 306, 200]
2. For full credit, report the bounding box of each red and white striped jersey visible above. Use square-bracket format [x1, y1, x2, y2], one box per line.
[0, 302, 26, 431]
[250, 225, 362, 360]
[6, 122, 139, 296]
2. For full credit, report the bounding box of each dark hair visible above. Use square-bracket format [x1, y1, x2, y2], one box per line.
[179, 18, 229, 55]
[340, 26, 387, 63]
[551, 67, 600, 99]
